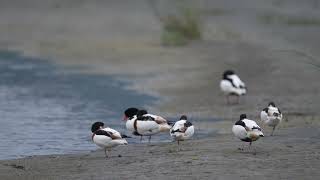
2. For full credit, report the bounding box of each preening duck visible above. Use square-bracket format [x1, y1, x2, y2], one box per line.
[91, 122, 128, 158]
[260, 102, 283, 136]
[220, 70, 247, 104]
[232, 114, 264, 152]
[170, 115, 194, 150]
[123, 108, 171, 142]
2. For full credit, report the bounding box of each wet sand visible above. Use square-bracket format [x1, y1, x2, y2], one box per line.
[0, 0, 320, 179]
[0, 116, 319, 180]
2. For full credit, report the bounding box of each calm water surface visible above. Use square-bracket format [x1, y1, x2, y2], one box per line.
[0, 51, 158, 160]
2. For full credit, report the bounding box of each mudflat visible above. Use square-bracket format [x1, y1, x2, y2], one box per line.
[0, 0, 319, 179]
[1, 116, 319, 180]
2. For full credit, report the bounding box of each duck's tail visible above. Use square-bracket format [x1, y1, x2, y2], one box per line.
[159, 124, 172, 132]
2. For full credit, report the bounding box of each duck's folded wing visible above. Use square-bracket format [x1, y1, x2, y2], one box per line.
[232, 125, 247, 139]
[145, 114, 168, 124]
[100, 128, 122, 139]
[242, 119, 261, 130]
[220, 80, 234, 91]
[137, 120, 159, 132]
[260, 110, 269, 122]
[95, 129, 112, 137]
[230, 75, 244, 88]
[183, 126, 194, 138]
[155, 116, 168, 124]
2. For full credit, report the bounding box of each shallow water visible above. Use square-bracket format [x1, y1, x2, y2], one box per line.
[0, 51, 159, 160]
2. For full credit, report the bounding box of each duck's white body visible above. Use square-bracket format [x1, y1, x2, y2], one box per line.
[220, 74, 246, 96]
[170, 120, 194, 141]
[260, 104, 282, 136]
[92, 127, 128, 148]
[232, 119, 263, 142]
[126, 114, 171, 136]
[260, 106, 282, 127]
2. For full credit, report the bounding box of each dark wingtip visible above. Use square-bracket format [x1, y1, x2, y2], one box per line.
[121, 134, 131, 138]
[184, 121, 193, 127]
[167, 120, 176, 125]
[132, 131, 142, 136]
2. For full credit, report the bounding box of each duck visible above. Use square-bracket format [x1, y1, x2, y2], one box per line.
[170, 115, 194, 150]
[91, 122, 128, 158]
[232, 114, 264, 152]
[220, 70, 247, 104]
[260, 102, 283, 136]
[123, 107, 171, 142]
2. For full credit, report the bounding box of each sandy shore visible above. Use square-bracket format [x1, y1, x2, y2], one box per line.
[1, 116, 319, 180]
[0, 0, 320, 179]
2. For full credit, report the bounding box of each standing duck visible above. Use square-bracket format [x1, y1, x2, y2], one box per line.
[232, 114, 264, 152]
[123, 108, 171, 142]
[91, 122, 128, 158]
[260, 102, 283, 136]
[170, 115, 194, 150]
[220, 70, 247, 104]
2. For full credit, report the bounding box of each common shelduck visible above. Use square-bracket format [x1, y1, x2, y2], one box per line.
[91, 122, 128, 158]
[232, 114, 264, 152]
[170, 115, 194, 150]
[260, 102, 283, 136]
[123, 108, 171, 142]
[220, 70, 247, 104]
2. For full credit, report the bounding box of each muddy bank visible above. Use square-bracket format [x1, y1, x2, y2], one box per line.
[0, 116, 319, 180]
[0, 0, 319, 179]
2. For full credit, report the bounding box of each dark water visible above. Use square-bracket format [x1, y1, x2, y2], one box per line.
[0, 51, 159, 160]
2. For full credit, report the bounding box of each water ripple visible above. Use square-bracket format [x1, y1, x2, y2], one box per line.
[0, 51, 156, 160]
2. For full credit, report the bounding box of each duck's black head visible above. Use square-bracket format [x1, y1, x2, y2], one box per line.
[124, 107, 139, 120]
[180, 115, 188, 120]
[91, 122, 104, 133]
[184, 121, 193, 127]
[239, 114, 247, 120]
[268, 102, 276, 107]
[137, 109, 148, 118]
[223, 70, 235, 79]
